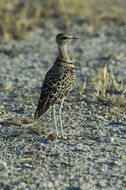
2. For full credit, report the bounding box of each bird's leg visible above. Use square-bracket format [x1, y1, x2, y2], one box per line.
[59, 98, 65, 138]
[53, 105, 58, 136]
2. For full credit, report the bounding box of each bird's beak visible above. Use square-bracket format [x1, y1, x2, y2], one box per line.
[72, 36, 78, 39]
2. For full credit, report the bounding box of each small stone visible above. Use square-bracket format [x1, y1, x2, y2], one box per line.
[48, 133, 57, 141]
[0, 160, 7, 171]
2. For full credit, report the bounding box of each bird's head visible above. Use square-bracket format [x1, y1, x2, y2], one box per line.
[56, 33, 78, 46]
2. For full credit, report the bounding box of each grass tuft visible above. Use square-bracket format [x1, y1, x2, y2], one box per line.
[91, 65, 126, 116]
[93, 65, 123, 97]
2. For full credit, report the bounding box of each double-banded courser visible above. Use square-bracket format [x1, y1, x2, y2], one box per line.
[34, 33, 78, 138]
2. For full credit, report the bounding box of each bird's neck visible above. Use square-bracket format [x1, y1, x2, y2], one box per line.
[58, 44, 71, 63]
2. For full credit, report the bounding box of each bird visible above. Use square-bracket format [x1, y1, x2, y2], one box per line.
[34, 33, 78, 138]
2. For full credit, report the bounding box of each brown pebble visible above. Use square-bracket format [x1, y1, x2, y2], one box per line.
[48, 133, 57, 141]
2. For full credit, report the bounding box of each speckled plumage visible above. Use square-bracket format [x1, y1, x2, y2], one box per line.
[34, 58, 76, 119]
[34, 33, 77, 137]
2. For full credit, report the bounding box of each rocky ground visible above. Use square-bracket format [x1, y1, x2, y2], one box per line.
[0, 1, 126, 189]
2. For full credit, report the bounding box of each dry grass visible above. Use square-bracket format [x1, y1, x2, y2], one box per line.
[94, 65, 123, 97]
[80, 77, 87, 96]
[0, 0, 89, 42]
[91, 65, 126, 116]
[0, 0, 126, 42]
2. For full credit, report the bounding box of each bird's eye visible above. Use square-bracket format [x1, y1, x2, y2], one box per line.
[60, 37, 67, 40]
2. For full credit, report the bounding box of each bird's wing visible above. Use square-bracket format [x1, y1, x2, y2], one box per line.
[34, 66, 63, 119]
